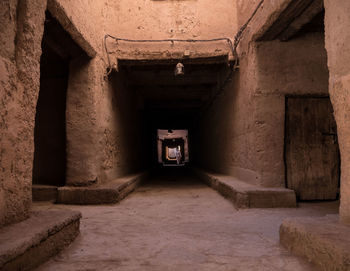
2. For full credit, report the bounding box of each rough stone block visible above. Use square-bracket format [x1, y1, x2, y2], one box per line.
[32, 185, 58, 202]
[0, 210, 81, 271]
[280, 215, 350, 271]
[57, 172, 148, 204]
[193, 168, 296, 208]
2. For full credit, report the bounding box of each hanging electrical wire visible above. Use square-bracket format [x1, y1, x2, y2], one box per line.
[104, 0, 264, 75]
[103, 0, 265, 111]
[104, 35, 236, 75]
[201, 0, 265, 113]
[233, 0, 264, 59]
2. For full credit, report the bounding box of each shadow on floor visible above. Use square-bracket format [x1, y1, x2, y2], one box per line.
[141, 166, 203, 189]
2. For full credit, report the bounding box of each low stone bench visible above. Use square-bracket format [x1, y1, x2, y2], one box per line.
[57, 172, 148, 204]
[0, 210, 81, 271]
[32, 185, 58, 202]
[193, 168, 296, 208]
[280, 215, 350, 271]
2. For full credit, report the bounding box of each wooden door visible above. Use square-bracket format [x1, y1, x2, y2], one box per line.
[285, 97, 340, 200]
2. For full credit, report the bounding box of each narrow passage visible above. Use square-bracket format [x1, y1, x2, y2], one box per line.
[35, 169, 336, 270]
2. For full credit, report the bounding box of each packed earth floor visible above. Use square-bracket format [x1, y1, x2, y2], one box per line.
[34, 169, 338, 271]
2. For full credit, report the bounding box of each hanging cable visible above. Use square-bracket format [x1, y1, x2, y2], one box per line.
[201, 0, 265, 114]
[233, 0, 264, 63]
[104, 35, 235, 75]
[103, 0, 265, 111]
[104, 0, 264, 75]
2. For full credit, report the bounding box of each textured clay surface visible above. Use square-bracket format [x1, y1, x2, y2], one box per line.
[280, 215, 350, 271]
[34, 172, 337, 271]
[0, 210, 81, 270]
[324, 0, 350, 223]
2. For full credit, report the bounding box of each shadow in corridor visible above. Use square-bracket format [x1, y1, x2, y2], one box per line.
[141, 166, 203, 189]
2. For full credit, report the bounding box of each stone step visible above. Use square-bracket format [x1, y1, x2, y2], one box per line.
[280, 215, 350, 271]
[57, 172, 148, 204]
[193, 168, 296, 208]
[32, 185, 58, 202]
[0, 210, 81, 271]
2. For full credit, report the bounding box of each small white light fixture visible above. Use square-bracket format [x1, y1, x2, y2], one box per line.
[174, 62, 185, 76]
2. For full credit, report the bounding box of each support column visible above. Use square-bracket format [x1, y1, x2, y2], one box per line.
[0, 0, 46, 226]
[66, 57, 102, 186]
[324, 0, 350, 223]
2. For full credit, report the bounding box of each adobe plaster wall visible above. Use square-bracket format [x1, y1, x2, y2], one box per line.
[195, 2, 328, 187]
[65, 0, 240, 186]
[252, 32, 329, 187]
[59, 1, 144, 185]
[235, 0, 293, 50]
[0, 0, 17, 226]
[1, 0, 206, 226]
[193, 0, 287, 184]
[106, 0, 237, 40]
[236, 0, 263, 26]
[324, 0, 350, 223]
[0, 0, 46, 226]
[0, 0, 114, 225]
[65, 57, 102, 186]
[103, 0, 238, 64]
[43, 0, 108, 187]
[2, 0, 347, 230]
[33, 0, 142, 187]
[47, 0, 103, 56]
[98, 71, 143, 183]
[193, 53, 257, 183]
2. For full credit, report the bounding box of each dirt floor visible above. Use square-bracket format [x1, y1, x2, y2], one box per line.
[34, 169, 338, 270]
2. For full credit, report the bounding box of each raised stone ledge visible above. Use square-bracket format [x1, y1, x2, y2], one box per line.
[280, 215, 350, 271]
[57, 172, 148, 205]
[193, 168, 296, 208]
[0, 210, 81, 271]
[32, 185, 58, 202]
